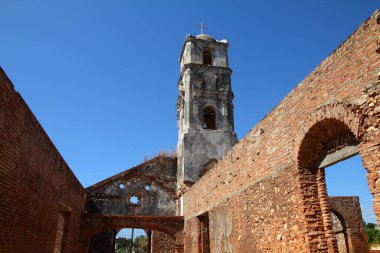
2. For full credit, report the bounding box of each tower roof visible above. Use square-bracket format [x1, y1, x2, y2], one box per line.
[195, 33, 216, 42]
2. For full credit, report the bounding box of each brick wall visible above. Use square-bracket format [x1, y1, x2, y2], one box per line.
[151, 230, 175, 253]
[183, 9, 380, 252]
[329, 196, 369, 253]
[0, 67, 86, 253]
[88, 230, 115, 253]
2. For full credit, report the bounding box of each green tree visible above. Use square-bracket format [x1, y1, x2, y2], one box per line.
[364, 222, 380, 246]
[115, 237, 133, 253]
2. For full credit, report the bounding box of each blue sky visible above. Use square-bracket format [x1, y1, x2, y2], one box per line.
[1, 1, 378, 222]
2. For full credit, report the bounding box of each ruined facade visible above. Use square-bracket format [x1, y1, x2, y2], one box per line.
[1, 9, 380, 253]
[329, 197, 368, 253]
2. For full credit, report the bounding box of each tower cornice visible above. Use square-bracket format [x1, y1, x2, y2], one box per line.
[177, 64, 232, 87]
[181, 63, 232, 73]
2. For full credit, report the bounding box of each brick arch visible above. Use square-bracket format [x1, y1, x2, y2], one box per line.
[80, 214, 184, 253]
[329, 209, 349, 253]
[294, 102, 372, 252]
[329, 197, 369, 252]
[294, 102, 362, 163]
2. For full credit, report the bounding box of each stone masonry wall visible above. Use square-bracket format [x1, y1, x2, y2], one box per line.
[183, 9, 380, 252]
[0, 67, 87, 253]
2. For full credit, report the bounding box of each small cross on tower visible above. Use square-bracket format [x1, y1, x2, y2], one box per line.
[199, 21, 208, 34]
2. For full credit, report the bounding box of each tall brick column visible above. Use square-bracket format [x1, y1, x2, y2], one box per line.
[317, 169, 338, 253]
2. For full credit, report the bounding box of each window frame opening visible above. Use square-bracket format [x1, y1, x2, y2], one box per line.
[202, 48, 213, 65]
[203, 106, 216, 130]
[197, 212, 210, 253]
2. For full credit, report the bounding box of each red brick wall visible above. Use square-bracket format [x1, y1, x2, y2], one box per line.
[151, 230, 175, 253]
[0, 68, 86, 253]
[329, 197, 369, 253]
[183, 9, 380, 253]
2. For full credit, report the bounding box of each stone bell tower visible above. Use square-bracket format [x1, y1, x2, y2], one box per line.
[176, 32, 238, 184]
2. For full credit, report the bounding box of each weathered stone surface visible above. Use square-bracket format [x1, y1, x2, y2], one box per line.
[177, 33, 237, 185]
[86, 156, 177, 216]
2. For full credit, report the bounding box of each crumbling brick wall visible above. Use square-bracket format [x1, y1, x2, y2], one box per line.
[183, 9, 380, 253]
[88, 229, 116, 253]
[151, 230, 175, 253]
[329, 196, 369, 253]
[86, 156, 177, 216]
[85, 156, 179, 252]
[0, 67, 86, 253]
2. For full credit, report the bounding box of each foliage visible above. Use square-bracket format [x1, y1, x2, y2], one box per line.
[115, 235, 148, 253]
[364, 221, 380, 246]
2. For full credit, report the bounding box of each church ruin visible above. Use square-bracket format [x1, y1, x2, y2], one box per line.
[1, 9, 380, 253]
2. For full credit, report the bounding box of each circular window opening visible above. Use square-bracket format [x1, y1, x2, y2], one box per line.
[129, 195, 140, 205]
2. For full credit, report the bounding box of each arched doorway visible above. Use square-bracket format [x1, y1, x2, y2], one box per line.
[80, 214, 184, 253]
[330, 210, 349, 253]
[88, 227, 176, 253]
[114, 228, 150, 253]
[296, 110, 379, 252]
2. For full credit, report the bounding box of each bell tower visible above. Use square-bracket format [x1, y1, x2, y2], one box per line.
[176, 32, 238, 184]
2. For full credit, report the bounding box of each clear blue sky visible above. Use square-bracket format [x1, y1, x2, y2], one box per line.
[1, 1, 378, 222]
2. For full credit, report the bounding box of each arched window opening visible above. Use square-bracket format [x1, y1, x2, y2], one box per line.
[115, 228, 149, 253]
[203, 107, 216, 130]
[203, 48, 212, 65]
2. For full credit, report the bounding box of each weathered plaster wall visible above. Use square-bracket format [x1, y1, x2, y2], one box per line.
[0, 67, 86, 253]
[180, 129, 237, 183]
[183, 10, 380, 252]
[180, 37, 229, 68]
[177, 37, 237, 183]
[85, 157, 179, 253]
[86, 156, 177, 216]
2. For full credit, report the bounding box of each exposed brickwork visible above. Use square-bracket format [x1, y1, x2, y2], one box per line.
[0, 67, 87, 252]
[2, 8, 380, 253]
[81, 214, 184, 252]
[85, 156, 180, 252]
[183, 9, 380, 252]
[151, 230, 175, 253]
[329, 196, 369, 253]
[330, 211, 348, 253]
[88, 230, 115, 253]
[54, 213, 65, 253]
